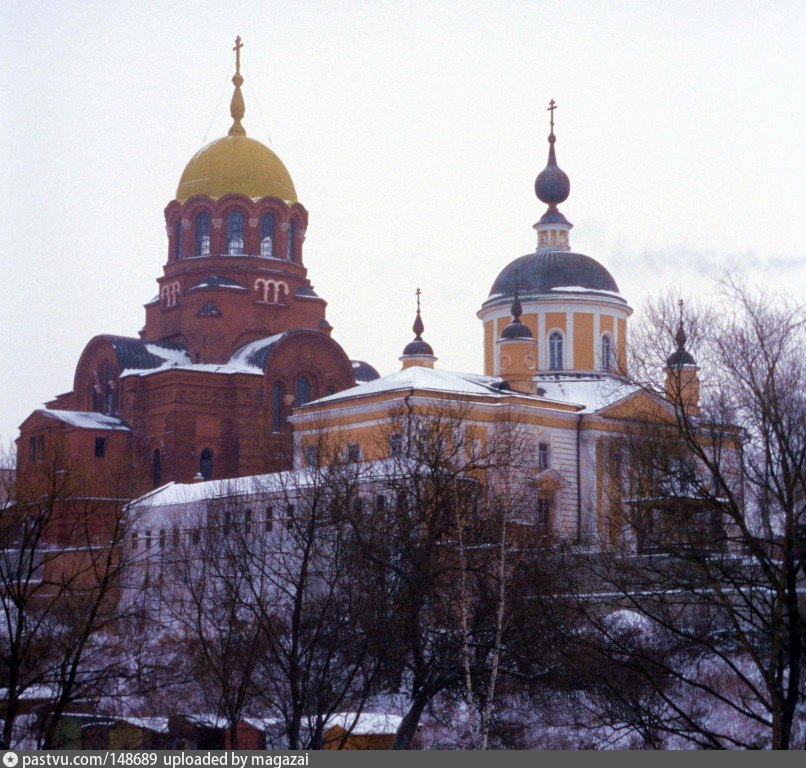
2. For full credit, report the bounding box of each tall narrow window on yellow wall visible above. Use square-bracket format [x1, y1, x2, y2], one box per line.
[549, 331, 564, 370]
[601, 333, 613, 371]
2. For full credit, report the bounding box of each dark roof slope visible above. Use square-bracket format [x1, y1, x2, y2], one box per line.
[488, 251, 620, 301]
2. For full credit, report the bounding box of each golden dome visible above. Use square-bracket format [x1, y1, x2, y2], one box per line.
[176, 135, 297, 203]
[176, 37, 297, 204]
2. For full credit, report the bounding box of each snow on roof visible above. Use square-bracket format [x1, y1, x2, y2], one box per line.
[181, 714, 229, 729]
[300, 366, 591, 413]
[130, 459, 416, 514]
[534, 376, 638, 414]
[549, 285, 625, 299]
[305, 366, 510, 406]
[36, 409, 130, 431]
[118, 716, 170, 733]
[144, 344, 189, 367]
[119, 344, 192, 378]
[325, 712, 403, 735]
[228, 333, 287, 371]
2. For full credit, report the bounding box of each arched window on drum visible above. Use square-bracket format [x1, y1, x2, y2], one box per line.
[196, 212, 211, 256]
[174, 220, 183, 261]
[549, 331, 564, 371]
[260, 214, 275, 257]
[286, 221, 296, 261]
[227, 211, 244, 255]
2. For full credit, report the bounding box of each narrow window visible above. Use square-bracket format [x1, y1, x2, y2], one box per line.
[145, 530, 152, 550]
[29, 437, 36, 463]
[295, 376, 311, 407]
[272, 381, 285, 430]
[200, 448, 213, 480]
[537, 442, 549, 469]
[227, 210, 244, 255]
[94, 437, 107, 458]
[152, 449, 162, 488]
[265, 506, 274, 532]
[601, 333, 612, 371]
[131, 531, 138, 552]
[260, 214, 275, 257]
[613, 451, 622, 480]
[375, 495, 386, 513]
[347, 444, 360, 462]
[191, 528, 200, 545]
[244, 509, 252, 535]
[175, 220, 184, 261]
[223, 509, 231, 535]
[286, 220, 296, 260]
[549, 331, 564, 371]
[196, 212, 211, 256]
[537, 497, 551, 533]
[172, 526, 179, 548]
[286, 504, 295, 521]
[389, 434, 403, 458]
[159, 529, 166, 549]
[306, 445, 317, 467]
[37, 436, 44, 460]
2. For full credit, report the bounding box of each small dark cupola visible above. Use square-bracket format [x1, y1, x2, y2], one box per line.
[666, 300, 697, 368]
[496, 273, 538, 393]
[400, 288, 437, 370]
[665, 300, 701, 415]
[500, 274, 533, 340]
[534, 99, 573, 252]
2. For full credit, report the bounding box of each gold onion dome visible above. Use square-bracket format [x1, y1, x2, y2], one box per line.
[175, 37, 297, 204]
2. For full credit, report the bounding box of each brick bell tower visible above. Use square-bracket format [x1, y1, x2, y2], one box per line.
[144, 36, 331, 363]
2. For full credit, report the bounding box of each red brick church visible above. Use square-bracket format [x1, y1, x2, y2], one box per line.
[17, 39, 378, 501]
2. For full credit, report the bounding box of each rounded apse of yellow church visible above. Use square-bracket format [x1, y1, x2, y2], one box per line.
[478, 250, 632, 377]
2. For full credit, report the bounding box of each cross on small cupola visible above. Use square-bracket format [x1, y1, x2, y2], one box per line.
[400, 287, 437, 370]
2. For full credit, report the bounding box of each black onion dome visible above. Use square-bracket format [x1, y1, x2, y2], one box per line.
[499, 278, 533, 340]
[402, 338, 434, 356]
[402, 293, 434, 357]
[500, 321, 533, 340]
[666, 321, 696, 367]
[666, 348, 696, 367]
[535, 136, 570, 205]
[488, 251, 621, 301]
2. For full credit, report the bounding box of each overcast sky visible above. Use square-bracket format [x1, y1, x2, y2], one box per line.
[1, 1, 804, 445]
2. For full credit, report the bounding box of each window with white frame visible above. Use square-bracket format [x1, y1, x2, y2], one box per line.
[549, 330, 564, 370]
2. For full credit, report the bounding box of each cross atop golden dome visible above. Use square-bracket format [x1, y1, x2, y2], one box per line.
[175, 37, 298, 203]
[229, 36, 246, 137]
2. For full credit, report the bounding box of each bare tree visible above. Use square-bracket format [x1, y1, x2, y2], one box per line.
[570, 277, 805, 748]
[0, 442, 136, 748]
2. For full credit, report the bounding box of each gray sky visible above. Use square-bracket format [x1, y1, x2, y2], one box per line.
[1, 1, 804, 445]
